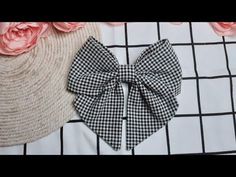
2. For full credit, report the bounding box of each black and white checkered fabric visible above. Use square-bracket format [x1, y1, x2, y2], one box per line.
[67, 36, 182, 150]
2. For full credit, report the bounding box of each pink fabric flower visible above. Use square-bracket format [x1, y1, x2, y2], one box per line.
[0, 22, 49, 56]
[210, 22, 236, 36]
[170, 22, 183, 25]
[52, 22, 86, 32]
[107, 22, 125, 26]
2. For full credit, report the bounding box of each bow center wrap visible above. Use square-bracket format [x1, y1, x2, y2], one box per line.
[118, 65, 136, 83]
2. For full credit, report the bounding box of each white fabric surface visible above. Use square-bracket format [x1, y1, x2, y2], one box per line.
[1, 22, 236, 155]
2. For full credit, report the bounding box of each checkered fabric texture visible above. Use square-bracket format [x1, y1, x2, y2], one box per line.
[67, 36, 182, 150]
[1, 22, 236, 155]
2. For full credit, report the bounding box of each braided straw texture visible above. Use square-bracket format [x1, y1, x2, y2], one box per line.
[0, 23, 100, 146]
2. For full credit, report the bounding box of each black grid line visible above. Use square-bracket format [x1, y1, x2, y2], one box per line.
[23, 143, 27, 155]
[172, 149, 236, 155]
[175, 112, 236, 117]
[95, 132, 100, 154]
[183, 75, 236, 80]
[68, 119, 84, 123]
[67, 112, 236, 123]
[157, 22, 171, 155]
[189, 22, 205, 153]
[165, 125, 171, 155]
[156, 22, 161, 41]
[106, 41, 236, 49]
[222, 36, 236, 143]
[97, 135, 100, 155]
[60, 127, 63, 155]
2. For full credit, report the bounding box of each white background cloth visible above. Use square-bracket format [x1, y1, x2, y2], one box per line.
[1, 22, 236, 155]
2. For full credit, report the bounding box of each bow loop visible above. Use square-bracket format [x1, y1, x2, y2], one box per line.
[135, 39, 182, 96]
[68, 36, 120, 96]
[68, 72, 118, 96]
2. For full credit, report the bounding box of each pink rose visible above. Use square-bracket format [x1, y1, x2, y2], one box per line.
[107, 22, 125, 26]
[0, 22, 49, 56]
[170, 22, 183, 25]
[210, 22, 236, 36]
[52, 22, 86, 32]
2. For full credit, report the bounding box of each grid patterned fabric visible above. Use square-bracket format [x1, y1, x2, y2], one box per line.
[67, 36, 182, 151]
[1, 22, 236, 155]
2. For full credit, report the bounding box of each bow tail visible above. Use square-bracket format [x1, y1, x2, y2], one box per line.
[126, 83, 178, 150]
[74, 84, 124, 151]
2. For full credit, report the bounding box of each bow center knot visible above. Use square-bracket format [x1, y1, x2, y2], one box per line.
[118, 65, 136, 83]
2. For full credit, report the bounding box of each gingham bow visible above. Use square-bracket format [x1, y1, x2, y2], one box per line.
[68, 36, 182, 150]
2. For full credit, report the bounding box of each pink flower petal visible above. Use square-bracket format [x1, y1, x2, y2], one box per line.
[170, 22, 183, 25]
[52, 22, 86, 32]
[210, 22, 236, 36]
[0, 22, 49, 56]
[107, 22, 125, 26]
[0, 22, 11, 35]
